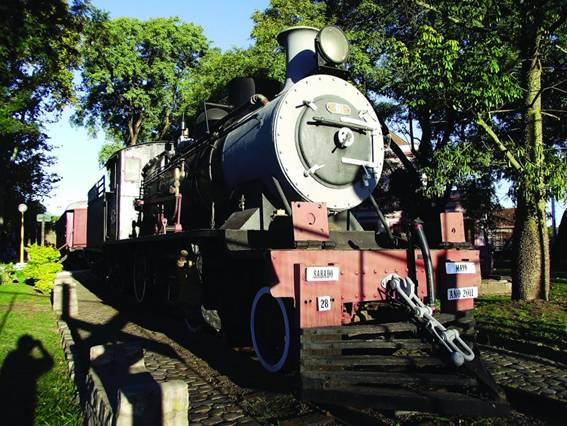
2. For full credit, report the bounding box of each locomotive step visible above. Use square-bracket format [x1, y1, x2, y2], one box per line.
[301, 322, 418, 336]
[301, 337, 432, 351]
[299, 322, 507, 417]
[302, 385, 510, 417]
[300, 354, 444, 369]
[302, 370, 478, 388]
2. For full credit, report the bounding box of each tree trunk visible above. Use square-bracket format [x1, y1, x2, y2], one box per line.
[126, 113, 144, 146]
[512, 193, 548, 300]
[512, 3, 550, 301]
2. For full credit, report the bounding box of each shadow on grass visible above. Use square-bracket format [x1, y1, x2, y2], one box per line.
[0, 294, 17, 336]
[0, 334, 53, 426]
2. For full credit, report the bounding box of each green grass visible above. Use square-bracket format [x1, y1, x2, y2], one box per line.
[475, 272, 567, 352]
[0, 282, 82, 425]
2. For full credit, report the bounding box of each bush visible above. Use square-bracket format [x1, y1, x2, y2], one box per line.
[0, 264, 13, 284]
[21, 244, 63, 293]
[0, 263, 26, 285]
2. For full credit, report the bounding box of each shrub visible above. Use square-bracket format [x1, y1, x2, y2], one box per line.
[21, 244, 63, 293]
[0, 263, 13, 284]
[0, 263, 26, 285]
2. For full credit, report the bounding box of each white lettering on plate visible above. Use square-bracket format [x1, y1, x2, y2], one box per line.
[306, 266, 340, 282]
[447, 286, 478, 300]
[445, 262, 476, 275]
[317, 296, 332, 311]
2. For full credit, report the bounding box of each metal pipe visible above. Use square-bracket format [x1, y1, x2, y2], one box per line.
[20, 212, 25, 263]
[368, 194, 395, 245]
[277, 26, 319, 89]
[413, 220, 435, 307]
[271, 176, 292, 216]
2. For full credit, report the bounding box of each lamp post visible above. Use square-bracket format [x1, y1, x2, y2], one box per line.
[18, 203, 27, 263]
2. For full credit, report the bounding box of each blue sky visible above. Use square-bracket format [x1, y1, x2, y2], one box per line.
[44, 0, 269, 214]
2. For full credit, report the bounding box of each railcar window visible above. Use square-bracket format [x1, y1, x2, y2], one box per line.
[109, 160, 116, 190]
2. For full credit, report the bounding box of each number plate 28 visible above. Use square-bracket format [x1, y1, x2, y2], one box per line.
[317, 296, 332, 311]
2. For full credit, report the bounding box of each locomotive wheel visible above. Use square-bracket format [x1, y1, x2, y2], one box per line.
[250, 287, 292, 373]
[104, 264, 120, 293]
[105, 260, 127, 300]
[166, 273, 178, 303]
[132, 251, 151, 304]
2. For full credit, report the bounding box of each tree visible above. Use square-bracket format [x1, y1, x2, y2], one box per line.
[74, 15, 209, 149]
[0, 0, 89, 243]
[506, 0, 565, 300]
[319, 0, 566, 300]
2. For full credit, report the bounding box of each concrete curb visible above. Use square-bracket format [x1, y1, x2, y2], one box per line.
[53, 271, 79, 318]
[57, 319, 84, 397]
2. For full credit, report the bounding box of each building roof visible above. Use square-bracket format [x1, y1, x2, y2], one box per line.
[493, 208, 515, 227]
[65, 200, 88, 211]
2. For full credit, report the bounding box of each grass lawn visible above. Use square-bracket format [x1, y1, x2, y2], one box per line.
[0, 282, 82, 426]
[475, 271, 567, 353]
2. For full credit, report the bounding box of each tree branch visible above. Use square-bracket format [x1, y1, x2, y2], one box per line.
[476, 116, 523, 171]
[541, 111, 560, 120]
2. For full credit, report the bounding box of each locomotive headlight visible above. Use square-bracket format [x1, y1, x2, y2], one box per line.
[315, 26, 350, 65]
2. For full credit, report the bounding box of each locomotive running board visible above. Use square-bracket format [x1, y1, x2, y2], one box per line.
[299, 320, 509, 417]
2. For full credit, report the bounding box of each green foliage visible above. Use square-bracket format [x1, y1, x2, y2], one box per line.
[98, 140, 123, 167]
[179, 48, 255, 118]
[0, 263, 26, 285]
[422, 141, 494, 196]
[385, 22, 520, 115]
[21, 244, 63, 293]
[74, 14, 209, 146]
[0, 0, 89, 232]
[0, 264, 13, 285]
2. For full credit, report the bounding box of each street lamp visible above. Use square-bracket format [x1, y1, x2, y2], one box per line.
[18, 203, 27, 263]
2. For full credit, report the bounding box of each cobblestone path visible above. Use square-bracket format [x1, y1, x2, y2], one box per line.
[481, 346, 567, 403]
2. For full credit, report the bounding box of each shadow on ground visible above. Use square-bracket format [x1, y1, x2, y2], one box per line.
[71, 269, 294, 395]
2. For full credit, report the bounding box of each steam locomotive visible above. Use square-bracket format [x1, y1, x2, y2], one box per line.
[86, 26, 507, 416]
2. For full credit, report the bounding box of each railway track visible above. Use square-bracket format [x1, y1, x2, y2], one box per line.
[69, 270, 559, 425]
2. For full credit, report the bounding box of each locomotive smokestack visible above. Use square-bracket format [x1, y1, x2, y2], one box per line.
[277, 26, 319, 89]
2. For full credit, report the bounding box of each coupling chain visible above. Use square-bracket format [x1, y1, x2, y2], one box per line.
[381, 274, 475, 366]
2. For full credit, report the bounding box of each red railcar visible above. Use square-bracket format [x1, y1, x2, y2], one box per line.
[56, 201, 88, 252]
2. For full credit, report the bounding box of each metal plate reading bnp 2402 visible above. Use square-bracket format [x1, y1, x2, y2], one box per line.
[447, 287, 478, 300]
[306, 266, 340, 282]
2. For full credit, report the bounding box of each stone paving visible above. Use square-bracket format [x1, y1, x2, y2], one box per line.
[144, 352, 251, 424]
[481, 346, 567, 402]
[69, 272, 258, 426]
